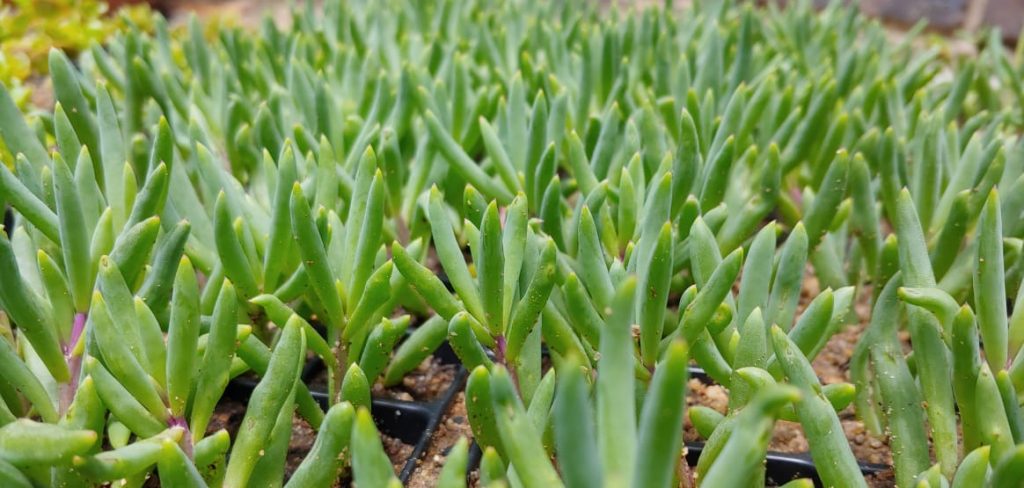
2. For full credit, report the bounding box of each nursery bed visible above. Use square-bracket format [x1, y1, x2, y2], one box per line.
[2, 0, 1023, 484]
[406, 392, 474, 488]
[306, 356, 459, 403]
[226, 339, 470, 484]
[682, 272, 897, 486]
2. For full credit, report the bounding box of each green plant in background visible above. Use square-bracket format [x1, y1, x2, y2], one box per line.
[0, 0, 153, 109]
[1, 0, 1024, 486]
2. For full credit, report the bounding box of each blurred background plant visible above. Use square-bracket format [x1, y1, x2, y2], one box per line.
[0, 0, 154, 108]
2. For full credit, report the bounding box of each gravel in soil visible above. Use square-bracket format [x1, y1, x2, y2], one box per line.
[206, 397, 413, 486]
[206, 397, 321, 482]
[372, 356, 458, 402]
[210, 270, 898, 486]
[308, 356, 457, 403]
[382, 434, 416, 476]
[410, 286, 897, 486]
[336, 435, 414, 487]
[284, 415, 318, 480]
[684, 335, 895, 486]
[406, 392, 475, 488]
[683, 269, 896, 486]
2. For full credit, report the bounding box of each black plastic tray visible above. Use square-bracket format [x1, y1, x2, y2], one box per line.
[685, 366, 890, 486]
[226, 339, 469, 484]
[458, 365, 888, 487]
[226, 335, 890, 486]
[684, 443, 888, 487]
[460, 429, 886, 486]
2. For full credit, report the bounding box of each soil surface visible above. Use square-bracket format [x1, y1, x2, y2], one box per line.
[308, 356, 457, 403]
[683, 269, 897, 487]
[284, 415, 318, 480]
[382, 434, 417, 476]
[206, 397, 321, 482]
[405, 392, 475, 488]
[685, 362, 895, 486]
[207, 396, 413, 486]
[210, 269, 900, 486]
[206, 396, 247, 440]
[373, 357, 458, 403]
[400, 269, 898, 486]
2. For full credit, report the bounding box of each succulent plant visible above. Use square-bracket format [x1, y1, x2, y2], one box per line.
[2, 0, 1024, 486]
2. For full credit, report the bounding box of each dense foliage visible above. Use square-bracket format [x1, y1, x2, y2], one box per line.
[0, 0, 1024, 486]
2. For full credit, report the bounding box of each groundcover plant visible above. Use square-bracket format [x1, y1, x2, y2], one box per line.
[1, 0, 1024, 486]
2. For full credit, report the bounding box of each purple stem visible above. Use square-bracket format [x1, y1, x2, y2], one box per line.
[68, 313, 86, 352]
[59, 313, 87, 415]
[495, 335, 507, 365]
[168, 416, 194, 458]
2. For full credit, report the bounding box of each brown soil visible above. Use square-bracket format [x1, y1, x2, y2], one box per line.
[684, 331, 896, 485]
[865, 469, 898, 488]
[334, 434, 414, 487]
[382, 434, 416, 477]
[683, 267, 897, 487]
[209, 270, 899, 487]
[372, 357, 458, 402]
[405, 392, 475, 488]
[811, 323, 859, 384]
[207, 396, 247, 439]
[308, 356, 457, 403]
[206, 397, 320, 483]
[207, 397, 412, 486]
[284, 416, 318, 480]
[391, 273, 898, 487]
